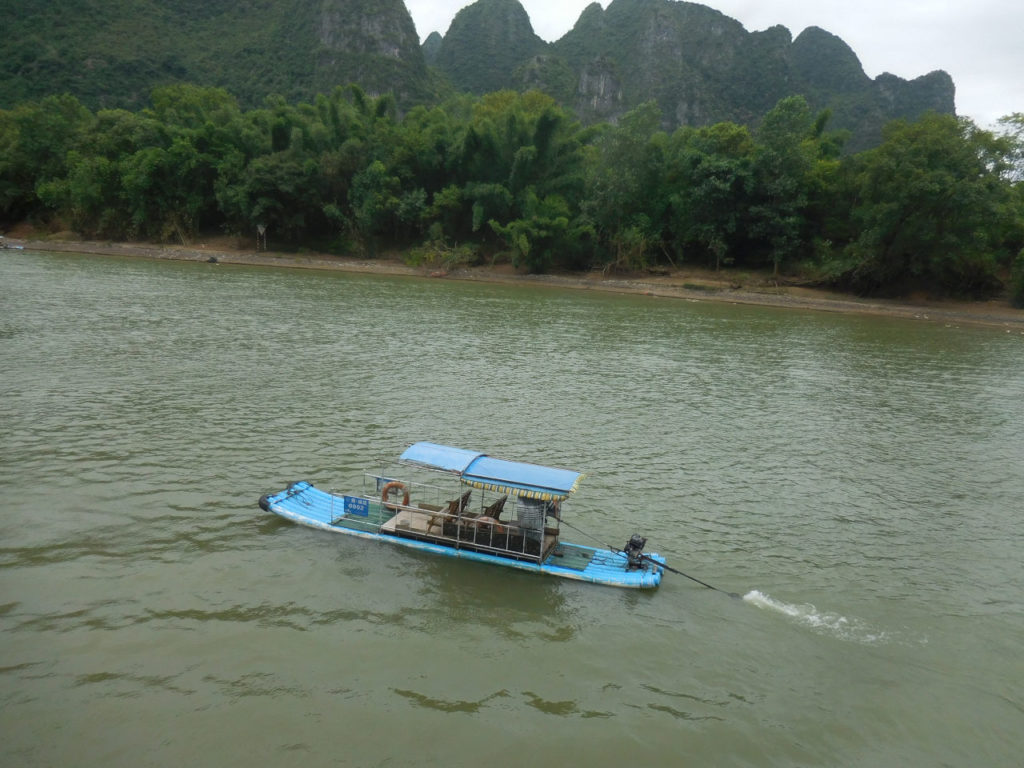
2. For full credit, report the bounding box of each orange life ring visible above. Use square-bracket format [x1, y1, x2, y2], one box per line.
[381, 481, 410, 510]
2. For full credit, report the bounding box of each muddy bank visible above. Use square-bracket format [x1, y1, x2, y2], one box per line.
[7, 235, 1024, 331]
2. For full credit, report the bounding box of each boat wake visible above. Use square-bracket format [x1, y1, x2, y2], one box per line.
[743, 590, 893, 645]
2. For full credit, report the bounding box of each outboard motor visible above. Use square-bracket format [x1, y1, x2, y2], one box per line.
[624, 534, 648, 570]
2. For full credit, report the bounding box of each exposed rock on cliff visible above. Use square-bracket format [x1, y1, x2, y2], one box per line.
[433, 0, 546, 95]
[430, 0, 955, 149]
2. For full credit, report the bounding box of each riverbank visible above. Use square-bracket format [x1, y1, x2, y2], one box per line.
[7, 234, 1024, 331]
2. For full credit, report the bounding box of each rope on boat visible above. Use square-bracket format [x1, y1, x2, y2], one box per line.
[558, 518, 741, 598]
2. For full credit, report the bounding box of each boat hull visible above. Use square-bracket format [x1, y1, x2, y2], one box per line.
[259, 481, 663, 589]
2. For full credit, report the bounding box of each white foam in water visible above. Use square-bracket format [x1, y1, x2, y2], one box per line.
[743, 590, 893, 645]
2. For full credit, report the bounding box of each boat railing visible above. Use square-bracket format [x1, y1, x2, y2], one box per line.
[361, 472, 454, 509]
[360, 472, 554, 563]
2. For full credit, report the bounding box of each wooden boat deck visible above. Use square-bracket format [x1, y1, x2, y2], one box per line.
[379, 506, 434, 535]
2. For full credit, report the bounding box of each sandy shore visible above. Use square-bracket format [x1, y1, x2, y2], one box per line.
[8, 235, 1024, 331]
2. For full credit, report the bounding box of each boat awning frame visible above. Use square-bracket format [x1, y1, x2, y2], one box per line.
[398, 442, 584, 501]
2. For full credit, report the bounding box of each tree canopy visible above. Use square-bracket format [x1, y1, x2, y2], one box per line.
[2, 85, 1022, 298]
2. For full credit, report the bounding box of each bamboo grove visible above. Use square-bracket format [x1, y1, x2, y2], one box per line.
[2, 84, 1023, 301]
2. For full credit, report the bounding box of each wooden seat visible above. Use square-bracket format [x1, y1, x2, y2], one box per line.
[459, 494, 510, 537]
[480, 494, 508, 521]
[426, 490, 472, 534]
[461, 494, 507, 528]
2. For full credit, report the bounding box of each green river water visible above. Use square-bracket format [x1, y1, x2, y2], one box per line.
[1, 250, 1022, 767]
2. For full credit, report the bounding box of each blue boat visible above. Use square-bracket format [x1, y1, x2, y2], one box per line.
[259, 442, 664, 589]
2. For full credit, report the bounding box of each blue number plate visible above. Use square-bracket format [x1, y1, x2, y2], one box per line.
[344, 496, 370, 517]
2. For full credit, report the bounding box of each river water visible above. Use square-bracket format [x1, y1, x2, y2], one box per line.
[1, 250, 1022, 767]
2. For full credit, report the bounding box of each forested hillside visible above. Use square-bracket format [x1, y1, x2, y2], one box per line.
[433, 0, 546, 95]
[432, 0, 955, 151]
[5, 0, 954, 151]
[2, 0, 433, 111]
[3, 86, 1022, 302]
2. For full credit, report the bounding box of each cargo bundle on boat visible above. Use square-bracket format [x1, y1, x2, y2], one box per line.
[259, 442, 664, 589]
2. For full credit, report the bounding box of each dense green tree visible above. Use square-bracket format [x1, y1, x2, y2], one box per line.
[584, 102, 667, 271]
[663, 122, 755, 270]
[830, 114, 1013, 296]
[37, 151, 127, 237]
[227, 151, 328, 243]
[992, 114, 1024, 279]
[995, 113, 1024, 183]
[389, 104, 458, 197]
[746, 96, 819, 274]
[350, 160, 400, 246]
[439, 91, 593, 267]
[0, 94, 94, 225]
[1010, 250, 1024, 308]
[491, 190, 595, 272]
[218, 87, 373, 247]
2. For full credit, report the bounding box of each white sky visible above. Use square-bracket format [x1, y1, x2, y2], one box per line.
[404, 0, 1023, 129]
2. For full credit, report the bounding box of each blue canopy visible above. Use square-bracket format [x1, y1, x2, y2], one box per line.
[398, 443, 484, 473]
[399, 442, 584, 501]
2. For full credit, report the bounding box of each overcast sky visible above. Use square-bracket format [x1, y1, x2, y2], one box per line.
[404, 0, 1022, 129]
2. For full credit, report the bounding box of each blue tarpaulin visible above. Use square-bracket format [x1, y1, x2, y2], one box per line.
[399, 442, 584, 500]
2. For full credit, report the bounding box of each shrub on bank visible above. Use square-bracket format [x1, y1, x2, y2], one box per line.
[1010, 250, 1024, 308]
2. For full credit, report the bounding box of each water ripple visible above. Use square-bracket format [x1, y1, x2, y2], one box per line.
[2, 250, 1023, 767]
